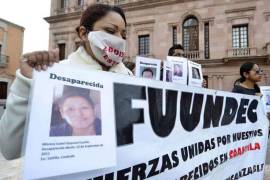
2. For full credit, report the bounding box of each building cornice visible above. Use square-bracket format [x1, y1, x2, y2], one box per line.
[0, 18, 24, 31]
[198, 55, 269, 67]
[44, 11, 81, 24]
[225, 6, 256, 14]
[118, 0, 197, 11]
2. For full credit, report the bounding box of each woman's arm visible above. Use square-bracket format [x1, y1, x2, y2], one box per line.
[0, 50, 59, 160]
[0, 70, 31, 160]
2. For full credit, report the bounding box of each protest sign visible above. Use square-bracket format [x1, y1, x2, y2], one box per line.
[167, 56, 188, 85]
[23, 64, 117, 180]
[261, 86, 270, 114]
[188, 60, 203, 87]
[24, 64, 269, 180]
[135, 56, 161, 80]
[163, 61, 173, 82]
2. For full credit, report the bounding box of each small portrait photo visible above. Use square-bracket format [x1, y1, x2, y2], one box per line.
[166, 70, 172, 82]
[266, 93, 270, 106]
[192, 67, 201, 80]
[173, 64, 183, 77]
[50, 85, 101, 137]
[140, 67, 157, 79]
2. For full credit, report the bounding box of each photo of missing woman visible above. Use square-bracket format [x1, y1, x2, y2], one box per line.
[50, 85, 101, 137]
[173, 64, 183, 77]
[192, 67, 201, 80]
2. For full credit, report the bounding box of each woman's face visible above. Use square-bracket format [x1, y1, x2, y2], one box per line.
[79, 11, 126, 60]
[174, 65, 181, 73]
[60, 96, 95, 129]
[246, 64, 263, 82]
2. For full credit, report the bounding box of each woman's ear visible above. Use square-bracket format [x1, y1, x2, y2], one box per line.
[243, 72, 249, 79]
[78, 26, 88, 41]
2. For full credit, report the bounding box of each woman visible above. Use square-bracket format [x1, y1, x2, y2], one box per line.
[0, 4, 131, 160]
[232, 62, 262, 96]
[50, 92, 101, 137]
[232, 62, 270, 120]
[173, 64, 183, 77]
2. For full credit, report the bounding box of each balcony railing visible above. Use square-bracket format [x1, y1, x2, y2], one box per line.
[183, 51, 204, 60]
[0, 54, 9, 67]
[227, 48, 257, 57]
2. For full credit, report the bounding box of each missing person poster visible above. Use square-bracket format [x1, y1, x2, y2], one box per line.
[23, 64, 117, 180]
[188, 60, 203, 87]
[167, 56, 188, 85]
[163, 61, 173, 82]
[261, 86, 270, 113]
[135, 56, 161, 80]
[24, 64, 269, 180]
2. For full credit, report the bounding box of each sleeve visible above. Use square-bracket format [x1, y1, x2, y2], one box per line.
[0, 70, 32, 160]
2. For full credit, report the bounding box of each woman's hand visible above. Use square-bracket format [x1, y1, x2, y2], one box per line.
[20, 49, 59, 79]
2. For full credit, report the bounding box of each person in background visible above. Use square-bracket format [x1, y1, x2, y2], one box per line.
[161, 44, 185, 80]
[168, 44, 185, 57]
[166, 44, 207, 88]
[0, 3, 132, 160]
[232, 62, 270, 120]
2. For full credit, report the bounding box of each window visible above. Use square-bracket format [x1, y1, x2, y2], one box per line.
[78, 0, 84, 6]
[232, 25, 248, 48]
[183, 17, 199, 51]
[0, 82, 8, 99]
[58, 43, 66, 60]
[60, 0, 68, 9]
[172, 26, 177, 45]
[204, 22, 210, 59]
[138, 35, 150, 56]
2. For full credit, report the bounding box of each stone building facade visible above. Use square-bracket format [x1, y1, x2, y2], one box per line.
[0, 18, 24, 116]
[45, 0, 270, 91]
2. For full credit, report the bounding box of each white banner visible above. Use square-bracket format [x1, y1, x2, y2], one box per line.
[23, 64, 269, 180]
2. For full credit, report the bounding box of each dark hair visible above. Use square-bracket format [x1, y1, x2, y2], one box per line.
[76, 4, 127, 34]
[142, 68, 153, 76]
[168, 44, 184, 56]
[124, 61, 135, 71]
[58, 91, 95, 109]
[234, 62, 261, 93]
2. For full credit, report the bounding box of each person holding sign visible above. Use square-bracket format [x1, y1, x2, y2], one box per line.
[50, 89, 101, 137]
[0, 4, 132, 160]
[232, 62, 270, 120]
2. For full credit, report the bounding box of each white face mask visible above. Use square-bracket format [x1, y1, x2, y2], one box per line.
[88, 31, 126, 67]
